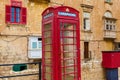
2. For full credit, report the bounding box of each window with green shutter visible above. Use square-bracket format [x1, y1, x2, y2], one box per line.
[105, 0, 112, 4]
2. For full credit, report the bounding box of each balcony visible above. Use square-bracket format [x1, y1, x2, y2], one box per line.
[104, 30, 116, 39]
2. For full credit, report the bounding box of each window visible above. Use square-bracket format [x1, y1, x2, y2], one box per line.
[83, 12, 90, 31]
[31, 38, 42, 49]
[28, 37, 42, 59]
[105, 0, 112, 4]
[105, 20, 115, 31]
[84, 42, 91, 60]
[11, 7, 21, 23]
[104, 11, 116, 31]
[84, 42, 89, 59]
[104, 11, 112, 18]
[105, 0, 111, 3]
[6, 5, 27, 24]
[115, 43, 120, 50]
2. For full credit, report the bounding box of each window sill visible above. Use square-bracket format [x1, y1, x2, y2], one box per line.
[6, 22, 26, 26]
[103, 17, 117, 21]
[82, 29, 92, 33]
[28, 49, 41, 51]
[105, 1, 113, 5]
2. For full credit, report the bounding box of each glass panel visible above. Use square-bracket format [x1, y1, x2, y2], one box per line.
[44, 51, 52, 80]
[44, 31, 51, 38]
[45, 45, 51, 51]
[104, 11, 112, 18]
[38, 41, 42, 48]
[63, 23, 75, 30]
[44, 38, 52, 44]
[32, 42, 37, 49]
[61, 38, 76, 44]
[62, 38, 76, 44]
[16, 8, 20, 22]
[16, 19, 20, 22]
[11, 16, 14, 22]
[45, 66, 51, 72]
[11, 7, 15, 22]
[106, 24, 109, 30]
[11, 7, 15, 12]
[45, 58, 51, 64]
[63, 45, 77, 52]
[44, 23, 51, 31]
[16, 8, 20, 13]
[16, 15, 20, 22]
[106, 0, 111, 3]
[44, 52, 51, 59]
[63, 31, 73, 37]
[85, 19, 90, 30]
[45, 73, 52, 80]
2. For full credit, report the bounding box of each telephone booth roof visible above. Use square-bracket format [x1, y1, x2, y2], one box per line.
[42, 6, 79, 20]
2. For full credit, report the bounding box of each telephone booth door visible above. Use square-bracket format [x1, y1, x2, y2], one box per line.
[42, 6, 80, 80]
[58, 21, 80, 80]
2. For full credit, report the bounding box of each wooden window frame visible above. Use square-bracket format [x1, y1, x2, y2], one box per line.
[104, 18, 116, 31]
[11, 7, 21, 23]
[5, 3, 27, 24]
[84, 42, 91, 61]
[83, 12, 91, 31]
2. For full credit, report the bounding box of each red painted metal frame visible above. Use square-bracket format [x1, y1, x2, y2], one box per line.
[102, 51, 120, 68]
[42, 6, 81, 80]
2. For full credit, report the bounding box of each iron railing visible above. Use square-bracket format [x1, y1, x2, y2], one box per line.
[0, 62, 41, 80]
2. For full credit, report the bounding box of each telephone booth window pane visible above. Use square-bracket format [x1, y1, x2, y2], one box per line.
[63, 23, 75, 30]
[44, 38, 52, 44]
[45, 45, 51, 51]
[45, 57, 51, 64]
[62, 38, 76, 44]
[45, 73, 52, 80]
[45, 52, 51, 59]
[64, 45, 77, 52]
[63, 31, 74, 37]
[44, 23, 51, 31]
[44, 31, 51, 38]
[45, 66, 52, 73]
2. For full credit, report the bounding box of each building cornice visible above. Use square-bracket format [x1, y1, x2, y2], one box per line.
[80, 4, 94, 12]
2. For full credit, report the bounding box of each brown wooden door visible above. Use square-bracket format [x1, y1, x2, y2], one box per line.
[84, 42, 89, 59]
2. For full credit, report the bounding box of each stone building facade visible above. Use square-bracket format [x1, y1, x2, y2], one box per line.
[0, 0, 120, 80]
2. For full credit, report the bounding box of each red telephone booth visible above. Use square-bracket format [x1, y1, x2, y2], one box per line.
[42, 6, 81, 80]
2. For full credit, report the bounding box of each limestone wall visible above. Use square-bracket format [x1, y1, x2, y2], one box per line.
[0, 0, 120, 80]
[0, 0, 48, 80]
